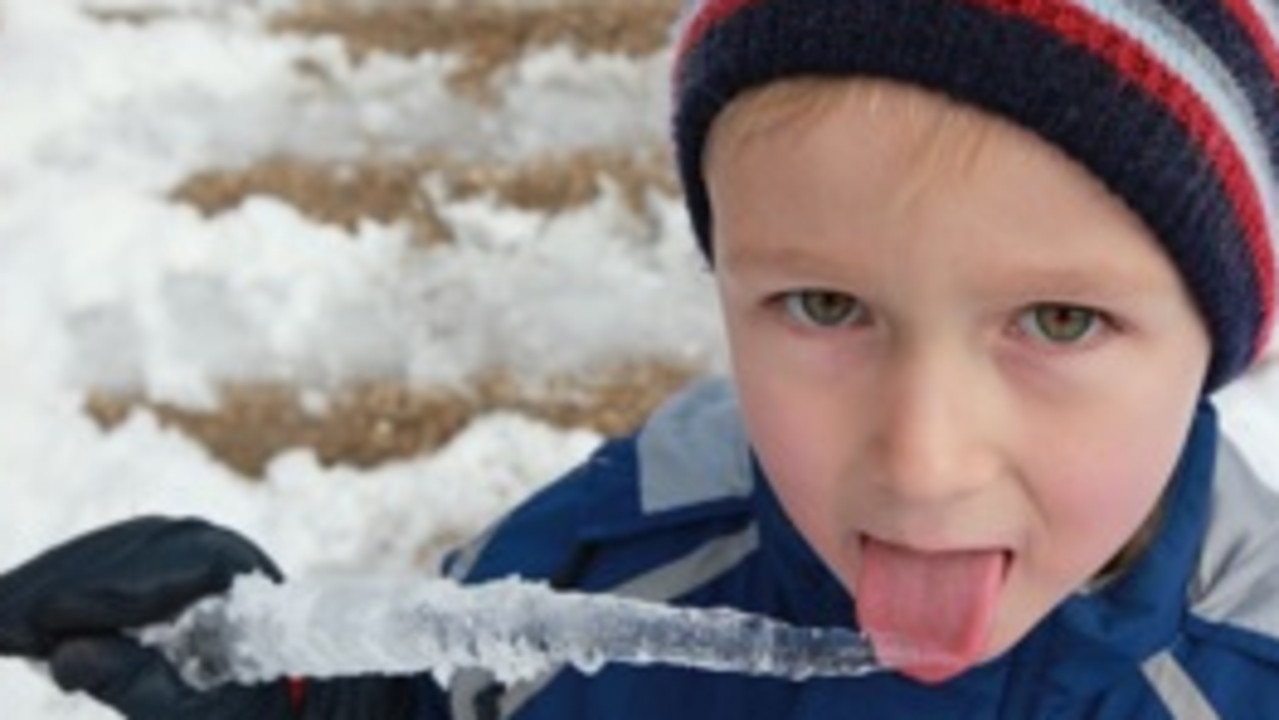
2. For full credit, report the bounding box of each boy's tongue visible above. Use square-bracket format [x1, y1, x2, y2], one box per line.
[856, 537, 1007, 684]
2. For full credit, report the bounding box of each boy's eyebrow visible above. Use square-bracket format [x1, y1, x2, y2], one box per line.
[996, 265, 1168, 300]
[718, 244, 838, 275]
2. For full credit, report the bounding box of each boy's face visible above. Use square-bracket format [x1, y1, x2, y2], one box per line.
[706, 81, 1211, 683]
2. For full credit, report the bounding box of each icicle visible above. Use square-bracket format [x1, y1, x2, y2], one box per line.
[140, 574, 904, 689]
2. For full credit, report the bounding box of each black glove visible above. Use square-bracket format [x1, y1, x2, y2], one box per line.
[0, 516, 419, 719]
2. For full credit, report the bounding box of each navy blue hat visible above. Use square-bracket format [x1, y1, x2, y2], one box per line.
[673, 0, 1279, 389]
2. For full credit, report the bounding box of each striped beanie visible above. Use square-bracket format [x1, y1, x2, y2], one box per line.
[673, 0, 1279, 390]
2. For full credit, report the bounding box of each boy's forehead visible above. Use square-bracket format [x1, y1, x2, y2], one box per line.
[710, 79, 1090, 206]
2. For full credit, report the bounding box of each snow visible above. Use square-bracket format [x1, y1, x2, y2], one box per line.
[3, 1, 1279, 718]
[0, 1, 717, 716]
[142, 573, 888, 688]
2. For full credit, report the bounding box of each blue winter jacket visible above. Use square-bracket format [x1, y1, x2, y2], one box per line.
[414, 379, 1279, 719]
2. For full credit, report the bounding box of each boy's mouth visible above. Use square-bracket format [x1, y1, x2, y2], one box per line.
[855, 535, 1011, 684]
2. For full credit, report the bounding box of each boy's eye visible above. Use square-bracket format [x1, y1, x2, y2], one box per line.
[782, 290, 867, 328]
[1018, 304, 1102, 345]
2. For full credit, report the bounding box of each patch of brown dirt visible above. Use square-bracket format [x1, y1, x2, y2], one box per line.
[170, 148, 678, 243]
[272, 2, 680, 97]
[445, 149, 679, 214]
[171, 157, 452, 243]
[272, 3, 678, 60]
[85, 362, 699, 477]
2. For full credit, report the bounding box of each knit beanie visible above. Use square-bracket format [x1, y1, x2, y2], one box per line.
[673, 0, 1279, 390]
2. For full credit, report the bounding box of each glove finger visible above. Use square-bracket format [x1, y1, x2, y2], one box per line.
[51, 636, 291, 720]
[0, 517, 281, 657]
[0, 518, 176, 656]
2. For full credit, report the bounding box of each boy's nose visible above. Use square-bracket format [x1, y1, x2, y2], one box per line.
[869, 347, 998, 505]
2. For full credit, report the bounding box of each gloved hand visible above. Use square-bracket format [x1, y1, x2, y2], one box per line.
[0, 516, 419, 719]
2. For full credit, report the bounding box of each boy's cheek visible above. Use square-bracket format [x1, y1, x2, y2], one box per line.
[1029, 461, 1155, 572]
[1020, 408, 1190, 581]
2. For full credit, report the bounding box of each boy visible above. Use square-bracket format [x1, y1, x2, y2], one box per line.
[4, 0, 1279, 717]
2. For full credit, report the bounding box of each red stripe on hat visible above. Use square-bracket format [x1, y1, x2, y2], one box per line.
[965, 0, 1275, 356]
[1222, 0, 1279, 90]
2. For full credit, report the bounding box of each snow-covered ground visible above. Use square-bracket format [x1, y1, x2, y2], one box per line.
[0, 1, 720, 716]
[2, 1, 1279, 718]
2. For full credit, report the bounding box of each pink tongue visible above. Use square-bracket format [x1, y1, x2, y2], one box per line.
[857, 538, 1006, 684]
